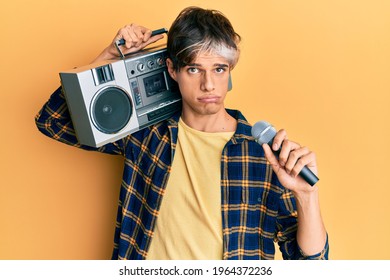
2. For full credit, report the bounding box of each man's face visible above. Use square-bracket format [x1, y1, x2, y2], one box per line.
[167, 52, 230, 117]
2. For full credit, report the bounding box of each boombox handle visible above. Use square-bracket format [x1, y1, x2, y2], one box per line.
[115, 28, 168, 59]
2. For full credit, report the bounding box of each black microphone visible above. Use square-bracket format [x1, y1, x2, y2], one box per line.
[251, 121, 319, 186]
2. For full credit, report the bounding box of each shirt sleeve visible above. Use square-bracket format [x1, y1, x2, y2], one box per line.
[35, 86, 126, 155]
[276, 188, 329, 260]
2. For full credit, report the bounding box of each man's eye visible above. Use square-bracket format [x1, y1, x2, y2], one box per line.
[187, 67, 199, 74]
[215, 67, 226, 73]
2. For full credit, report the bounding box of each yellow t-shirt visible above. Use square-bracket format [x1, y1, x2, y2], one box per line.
[146, 118, 234, 259]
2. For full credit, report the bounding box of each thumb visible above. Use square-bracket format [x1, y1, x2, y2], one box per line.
[262, 143, 283, 176]
[144, 34, 164, 46]
[137, 34, 164, 52]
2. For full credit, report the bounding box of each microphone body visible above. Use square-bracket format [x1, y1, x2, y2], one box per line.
[251, 121, 319, 186]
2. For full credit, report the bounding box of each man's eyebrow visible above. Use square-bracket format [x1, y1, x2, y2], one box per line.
[214, 63, 229, 68]
[186, 63, 229, 67]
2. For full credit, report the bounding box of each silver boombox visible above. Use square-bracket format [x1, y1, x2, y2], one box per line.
[60, 39, 181, 147]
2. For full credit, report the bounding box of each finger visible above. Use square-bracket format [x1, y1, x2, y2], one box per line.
[290, 151, 317, 177]
[115, 26, 135, 49]
[278, 139, 300, 167]
[284, 146, 309, 175]
[145, 34, 164, 45]
[125, 24, 143, 48]
[272, 129, 287, 151]
[135, 34, 164, 51]
[132, 24, 151, 43]
[262, 143, 284, 176]
[138, 26, 152, 42]
[132, 24, 144, 38]
[115, 27, 129, 42]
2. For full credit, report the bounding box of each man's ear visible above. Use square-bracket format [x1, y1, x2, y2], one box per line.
[165, 58, 177, 81]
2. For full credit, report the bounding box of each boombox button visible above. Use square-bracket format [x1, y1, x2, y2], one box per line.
[147, 60, 155, 69]
[137, 63, 145, 72]
[156, 57, 164, 66]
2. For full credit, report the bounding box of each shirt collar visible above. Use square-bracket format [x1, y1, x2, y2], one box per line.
[167, 109, 254, 145]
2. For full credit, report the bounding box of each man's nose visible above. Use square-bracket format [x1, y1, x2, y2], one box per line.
[200, 71, 215, 92]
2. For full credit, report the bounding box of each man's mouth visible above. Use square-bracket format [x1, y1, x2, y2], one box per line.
[197, 96, 220, 103]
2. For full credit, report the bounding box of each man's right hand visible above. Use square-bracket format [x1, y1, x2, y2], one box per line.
[92, 24, 164, 63]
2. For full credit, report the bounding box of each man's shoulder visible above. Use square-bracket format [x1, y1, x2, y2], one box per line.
[226, 109, 255, 141]
[125, 114, 178, 145]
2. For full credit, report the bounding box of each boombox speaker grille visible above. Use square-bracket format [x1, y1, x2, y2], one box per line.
[91, 87, 132, 134]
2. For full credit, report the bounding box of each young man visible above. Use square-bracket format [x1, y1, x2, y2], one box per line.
[35, 6, 328, 260]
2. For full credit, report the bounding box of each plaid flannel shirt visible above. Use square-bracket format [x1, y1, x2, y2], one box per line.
[35, 87, 329, 260]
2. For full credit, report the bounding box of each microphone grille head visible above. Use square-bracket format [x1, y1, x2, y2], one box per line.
[251, 121, 277, 145]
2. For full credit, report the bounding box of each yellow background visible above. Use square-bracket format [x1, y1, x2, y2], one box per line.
[1, 0, 389, 259]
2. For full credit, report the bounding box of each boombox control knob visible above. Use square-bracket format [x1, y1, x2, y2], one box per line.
[137, 63, 145, 72]
[147, 60, 155, 69]
[156, 57, 164, 66]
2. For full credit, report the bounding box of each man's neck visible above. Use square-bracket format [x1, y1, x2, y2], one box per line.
[180, 109, 237, 133]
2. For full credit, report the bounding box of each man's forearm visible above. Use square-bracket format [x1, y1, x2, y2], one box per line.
[294, 187, 327, 256]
